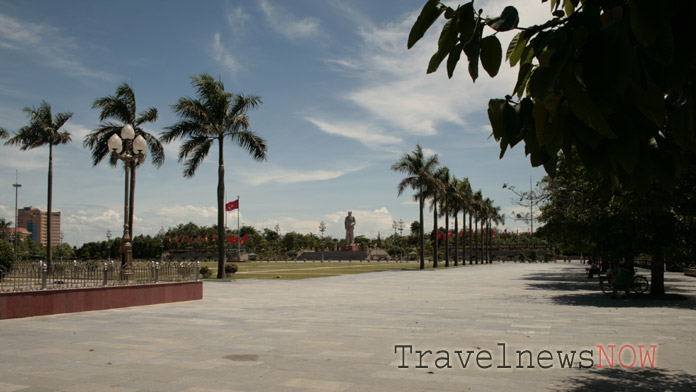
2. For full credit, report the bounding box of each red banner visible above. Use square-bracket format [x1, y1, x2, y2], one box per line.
[225, 200, 239, 211]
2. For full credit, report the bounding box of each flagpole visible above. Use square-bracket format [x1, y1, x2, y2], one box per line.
[237, 195, 240, 262]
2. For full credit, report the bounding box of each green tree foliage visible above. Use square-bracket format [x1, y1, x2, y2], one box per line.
[409, 0, 696, 194]
[0, 239, 14, 272]
[4, 101, 72, 270]
[161, 73, 267, 278]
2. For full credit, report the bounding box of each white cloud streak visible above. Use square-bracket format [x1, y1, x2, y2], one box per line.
[259, 0, 321, 40]
[305, 117, 403, 149]
[211, 33, 241, 75]
[0, 12, 116, 81]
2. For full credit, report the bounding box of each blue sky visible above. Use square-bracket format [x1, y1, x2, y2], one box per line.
[0, 0, 550, 246]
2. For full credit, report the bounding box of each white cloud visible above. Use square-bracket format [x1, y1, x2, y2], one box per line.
[237, 165, 355, 186]
[226, 7, 250, 33]
[211, 33, 241, 75]
[305, 117, 403, 149]
[259, 0, 321, 40]
[0, 12, 116, 81]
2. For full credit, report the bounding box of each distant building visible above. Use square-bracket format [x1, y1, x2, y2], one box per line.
[17, 207, 61, 247]
[0, 227, 31, 242]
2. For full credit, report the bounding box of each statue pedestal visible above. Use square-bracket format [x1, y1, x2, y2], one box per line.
[341, 244, 360, 252]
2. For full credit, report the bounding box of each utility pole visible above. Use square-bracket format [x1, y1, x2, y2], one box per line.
[13, 171, 21, 260]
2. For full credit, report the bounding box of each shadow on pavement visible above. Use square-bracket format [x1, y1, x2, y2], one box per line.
[519, 265, 696, 309]
[559, 367, 696, 392]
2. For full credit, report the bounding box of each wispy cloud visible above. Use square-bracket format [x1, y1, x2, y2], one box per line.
[305, 117, 403, 150]
[258, 0, 321, 40]
[211, 33, 241, 75]
[238, 165, 357, 186]
[226, 7, 250, 34]
[0, 12, 116, 81]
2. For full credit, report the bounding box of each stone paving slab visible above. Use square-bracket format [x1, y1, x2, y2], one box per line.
[1, 263, 695, 391]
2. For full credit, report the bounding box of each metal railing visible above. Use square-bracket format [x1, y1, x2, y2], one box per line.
[0, 260, 200, 293]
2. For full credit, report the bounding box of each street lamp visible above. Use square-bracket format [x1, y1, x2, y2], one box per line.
[159, 227, 165, 264]
[108, 124, 147, 280]
[59, 231, 64, 261]
[398, 219, 404, 263]
[106, 228, 112, 263]
[319, 221, 326, 263]
[12, 171, 21, 261]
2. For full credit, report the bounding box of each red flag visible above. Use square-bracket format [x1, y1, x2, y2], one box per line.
[504, 229, 508, 237]
[205, 235, 209, 242]
[459, 230, 463, 237]
[437, 231, 442, 240]
[492, 230, 496, 238]
[189, 236, 194, 244]
[212, 235, 216, 242]
[228, 235, 238, 245]
[448, 231, 452, 240]
[197, 235, 201, 242]
[240, 234, 248, 244]
[225, 200, 239, 211]
[528, 228, 532, 235]
[168, 237, 172, 243]
[173, 237, 178, 243]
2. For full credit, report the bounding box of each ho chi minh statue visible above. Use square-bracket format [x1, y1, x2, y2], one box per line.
[344, 211, 356, 245]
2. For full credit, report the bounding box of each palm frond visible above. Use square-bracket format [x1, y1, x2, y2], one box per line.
[228, 129, 268, 162]
[182, 137, 213, 178]
[136, 107, 158, 126]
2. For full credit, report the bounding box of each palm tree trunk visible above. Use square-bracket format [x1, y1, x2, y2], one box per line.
[47, 142, 53, 272]
[217, 137, 225, 279]
[444, 206, 449, 267]
[474, 218, 479, 264]
[419, 189, 424, 270]
[433, 205, 438, 268]
[454, 213, 459, 267]
[468, 213, 473, 264]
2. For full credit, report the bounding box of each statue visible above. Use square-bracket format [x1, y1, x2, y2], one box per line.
[344, 211, 356, 245]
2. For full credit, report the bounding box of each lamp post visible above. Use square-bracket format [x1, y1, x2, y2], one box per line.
[107, 124, 147, 280]
[319, 221, 326, 263]
[398, 219, 404, 263]
[106, 228, 112, 263]
[59, 231, 64, 261]
[12, 171, 21, 260]
[159, 227, 165, 264]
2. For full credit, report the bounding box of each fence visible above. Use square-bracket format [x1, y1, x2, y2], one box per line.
[0, 260, 200, 293]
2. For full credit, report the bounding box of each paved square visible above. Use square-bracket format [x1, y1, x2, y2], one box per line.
[1, 263, 695, 391]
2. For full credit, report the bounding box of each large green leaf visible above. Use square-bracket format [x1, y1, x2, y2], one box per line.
[446, 43, 463, 78]
[507, 31, 529, 66]
[480, 35, 502, 77]
[514, 62, 534, 98]
[560, 65, 617, 139]
[408, 0, 445, 49]
[427, 19, 458, 74]
[463, 23, 482, 82]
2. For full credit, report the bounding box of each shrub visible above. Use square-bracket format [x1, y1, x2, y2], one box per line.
[199, 265, 211, 278]
[224, 263, 238, 274]
[0, 239, 14, 273]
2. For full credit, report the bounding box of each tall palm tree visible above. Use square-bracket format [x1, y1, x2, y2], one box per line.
[4, 101, 72, 271]
[391, 144, 439, 270]
[471, 190, 483, 264]
[481, 198, 493, 263]
[437, 168, 454, 267]
[0, 218, 10, 241]
[427, 167, 447, 268]
[161, 73, 267, 279]
[84, 82, 165, 253]
[488, 202, 504, 263]
[452, 177, 472, 266]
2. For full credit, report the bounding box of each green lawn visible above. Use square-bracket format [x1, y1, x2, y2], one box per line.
[200, 261, 431, 280]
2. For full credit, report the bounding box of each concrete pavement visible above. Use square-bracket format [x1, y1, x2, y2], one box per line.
[1, 263, 695, 391]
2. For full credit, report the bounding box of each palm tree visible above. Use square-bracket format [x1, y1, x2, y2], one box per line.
[427, 167, 447, 268]
[436, 168, 453, 267]
[452, 177, 472, 266]
[481, 198, 493, 263]
[487, 202, 504, 263]
[161, 73, 267, 279]
[0, 218, 10, 241]
[4, 101, 72, 271]
[391, 144, 439, 270]
[84, 82, 165, 251]
[471, 190, 483, 264]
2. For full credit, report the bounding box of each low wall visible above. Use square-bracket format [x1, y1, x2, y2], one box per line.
[0, 281, 203, 320]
